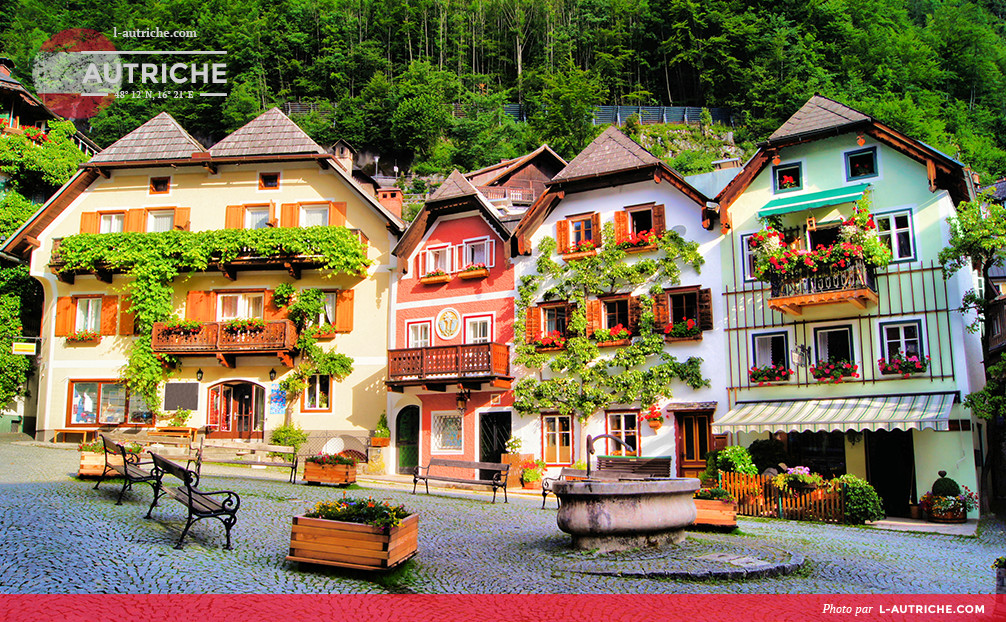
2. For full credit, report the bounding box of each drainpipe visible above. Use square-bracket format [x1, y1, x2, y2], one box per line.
[0, 250, 26, 265]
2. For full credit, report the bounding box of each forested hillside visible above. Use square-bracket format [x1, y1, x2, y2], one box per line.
[1, 0, 1006, 178]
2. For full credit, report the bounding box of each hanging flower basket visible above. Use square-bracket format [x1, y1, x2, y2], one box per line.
[642, 404, 663, 430]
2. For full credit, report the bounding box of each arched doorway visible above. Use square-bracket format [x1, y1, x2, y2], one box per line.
[396, 406, 420, 475]
[207, 381, 265, 439]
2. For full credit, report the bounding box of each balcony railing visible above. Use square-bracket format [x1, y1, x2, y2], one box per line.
[151, 320, 298, 354]
[989, 297, 1006, 354]
[768, 259, 878, 315]
[387, 343, 511, 387]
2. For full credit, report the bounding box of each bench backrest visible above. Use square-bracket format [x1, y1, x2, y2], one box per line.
[150, 452, 198, 487]
[100, 433, 122, 456]
[200, 438, 296, 456]
[596, 456, 673, 477]
[558, 468, 588, 479]
[427, 458, 509, 473]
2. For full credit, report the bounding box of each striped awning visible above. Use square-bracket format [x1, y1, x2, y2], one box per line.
[757, 182, 871, 218]
[712, 393, 957, 434]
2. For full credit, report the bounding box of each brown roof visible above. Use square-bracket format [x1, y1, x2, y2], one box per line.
[768, 95, 871, 143]
[210, 107, 324, 157]
[428, 170, 480, 203]
[551, 127, 659, 182]
[89, 112, 204, 163]
[465, 144, 567, 187]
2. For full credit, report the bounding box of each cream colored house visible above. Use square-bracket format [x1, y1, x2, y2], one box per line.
[2, 109, 403, 450]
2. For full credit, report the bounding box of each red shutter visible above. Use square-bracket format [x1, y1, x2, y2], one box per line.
[525, 307, 540, 344]
[173, 207, 191, 231]
[125, 209, 145, 232]
[335, 289, 354, 332]
[614, 211, 628, 243]
[698, 288, 713, 332]
[225, 205, 243, 229]
[330, 201, 347, 227]
[556, 220, 570, 254]
[263, 290, 285, 320]
[281, 203, 299, 228]
[186, 291, 214, 322]
[653, 293, 669, 327]
[100, 295, 118, 335]
[591, 213, 602, 246]
[54, 297, 72, 337]
[79, 212, 98, 234]
[628, 296, 642, 334]
[652, 204, 666, 235]
[119, 296, 135, 336]
[586, 300, 601, 336]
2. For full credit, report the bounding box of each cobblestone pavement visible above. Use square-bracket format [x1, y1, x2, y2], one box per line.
[0, 438, 1001, 594]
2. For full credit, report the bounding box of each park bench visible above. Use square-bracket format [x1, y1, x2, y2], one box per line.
[413, 458, 509, 503]
[93, 433, 159, 505]
[192, 438, 298, 483]
[147, 452, 240, 550]
[595, 455, 674, 478]
[541, 467, 588, 508]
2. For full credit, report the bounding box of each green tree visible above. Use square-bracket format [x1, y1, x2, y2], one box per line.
[527, 63, 604, 159]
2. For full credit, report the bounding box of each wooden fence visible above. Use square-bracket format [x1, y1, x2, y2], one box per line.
[719, 471, 846, 523]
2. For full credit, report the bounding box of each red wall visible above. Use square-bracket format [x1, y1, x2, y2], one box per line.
[418, 391, 515, 476]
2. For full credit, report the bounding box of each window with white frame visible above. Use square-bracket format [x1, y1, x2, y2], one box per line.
[245, 206, 270, 230]
[75, 297, 101, 332]
[543, 414, 573, 464]
[462, 238, 493, 269]
[815, 326, 854, 363]
[753, 332, 789, 368]
[314, 292, 338, 326]
[880, 321, 923, 360]
[432, 412, 463, 451]
[740, 234, 757, 281]
[875, 211, 914, 261]
[408, 321, 431, 348]
[465, 316, 492, 344]
[303, 374, 331, 410]
[606, 411, 638, 456]
[301, 204, 329, 227]
[147, 209, 174, 232]
[217, 292, 265, 320]
[99, 213, 124, 234]
[426, 246, 452, 273]
[627, 206, 653, 235]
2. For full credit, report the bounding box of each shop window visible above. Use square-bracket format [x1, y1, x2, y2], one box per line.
[69, 380, 151, 426]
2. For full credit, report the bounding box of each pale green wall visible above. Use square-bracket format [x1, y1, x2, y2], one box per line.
[845, 435, 867, 479]
[914, 425, 979, 519]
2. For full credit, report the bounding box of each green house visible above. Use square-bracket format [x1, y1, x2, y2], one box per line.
[713, 95, 982, 519]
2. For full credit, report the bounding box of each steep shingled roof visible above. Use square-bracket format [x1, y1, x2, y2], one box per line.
[428, 169, 480, 203]
[88, 112, 204, 163]
[551, 126, 659, 182]
[209, 107, 325, 157]
[768, 95, 871, 143]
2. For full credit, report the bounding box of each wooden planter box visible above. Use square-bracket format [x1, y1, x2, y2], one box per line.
[371, 436, 390, 447]
[303, 462, 357, 486]
[694, 499, 738, 527]
[665, 334, 702, 343]
[500, 452, 532, 488]
[67, 336, 101, 345]
[561, 249, 597, 261]
[287, 513, 419, 571]
[78, 452, 121, 477]
[419, 274, 450, 285]
[458, 268, 489, 280]
[624, 245, 657, 254]
[594, 338, 631, 348]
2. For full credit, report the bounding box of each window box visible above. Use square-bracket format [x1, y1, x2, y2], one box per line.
[809, 359, 859, 383]
[878, 353, 930, 377]
[67, 330, 101, 344]
[562, 249, 597, 261]
[458, 267, 489, 280]
[594, 338, 632, 348]
[532, 330, 567, 351]
[287, 513, 418, 571]
[419, 273, 451, 285]
[749, 365, 794, 386]
[624, 244, 657, 254]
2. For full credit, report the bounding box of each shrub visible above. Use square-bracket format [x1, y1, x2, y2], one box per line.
[270, 423, 309, 452]
[163, 408, 192, 427]
[833, 474, 885, 524]
[694, 487, 734, 501]
[931, 471, 961, 497]
[747, 438, 790, 474]
[716, 445, 758, 475]
[373, 411, 390, 438]
[306, 497, 410, 529]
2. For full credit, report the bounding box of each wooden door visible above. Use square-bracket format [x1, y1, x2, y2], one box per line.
[676, 411, 712, 479]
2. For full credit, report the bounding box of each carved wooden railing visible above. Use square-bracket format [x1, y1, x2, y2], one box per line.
[151, 320, 297, 353]
[769, 259, 877, 300]
[388, 343, 510, 380]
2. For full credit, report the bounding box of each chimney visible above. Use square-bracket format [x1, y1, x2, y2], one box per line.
[377, 187, 403, 219]
[0, 58, 15, 79]
[328, 139, 356, 173]
[712, 158, 741, 171]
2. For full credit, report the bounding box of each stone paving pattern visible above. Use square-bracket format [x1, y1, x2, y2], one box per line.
[0, 438, 1002, 594]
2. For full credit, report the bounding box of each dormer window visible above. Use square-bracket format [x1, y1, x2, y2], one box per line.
[259, 172, 280, 190]
[149, 177, 170, 194]
[773, 163, 802, 193]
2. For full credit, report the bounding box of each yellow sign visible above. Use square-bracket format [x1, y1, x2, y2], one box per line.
[11, 341, 36, 355]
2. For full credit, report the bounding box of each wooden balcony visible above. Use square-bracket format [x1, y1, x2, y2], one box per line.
[150, 320, 298, 367]
[768, 260, 878, 316]
[386, 343, 512, 391]
[989, 296, 1006, 354]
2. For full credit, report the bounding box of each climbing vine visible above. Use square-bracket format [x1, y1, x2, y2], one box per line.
[513, 222, 710, 423]
[275, 287, 355, 402]
[55, 227, 370, 410]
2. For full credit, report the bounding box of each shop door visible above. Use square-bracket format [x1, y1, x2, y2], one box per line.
[480, 411, 511, 480]
[208, 382, 264, 440]
[396, 406, 420, 475]
[865, 429, 915, 517]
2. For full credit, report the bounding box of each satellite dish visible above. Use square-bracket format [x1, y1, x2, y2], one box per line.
[671, 225, 687, 236]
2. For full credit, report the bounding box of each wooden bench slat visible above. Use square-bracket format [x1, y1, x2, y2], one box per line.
[413, 458, 509, 503]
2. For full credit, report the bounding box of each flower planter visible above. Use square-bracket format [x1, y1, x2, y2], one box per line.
[303, 462, 357, 486]
[693, 499, 738, 528]
[458, 268, 489, 280]
[534, 345, 565, 353]
[500, 453, 532, 488]
[286, 513, 419, 571]
[522, 480, 542, 490]
[665, 334, 702, 343]
[562, 249, 597, 261]
[67, 336, 101, 345]
[78, 451, 121, 477]
[647, 419, 662, 431]
[371, 437, 390, 447]
[624, 245, 657, 254]
[927, 508, 966, 524]
[594, 338, 632, 348]
[419, 274, 450, 285]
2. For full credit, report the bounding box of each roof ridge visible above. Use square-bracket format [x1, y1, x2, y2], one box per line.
[552, 127, 659, 182]
[768, 95, 871, 142]
[89, 111, 205, 164]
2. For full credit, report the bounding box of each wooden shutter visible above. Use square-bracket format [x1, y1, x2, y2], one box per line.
[334, 289, 354, 332]
[591, 213, 602, 246]
[263, 290, 286, 320]
[281, 203, 299, 228]
[556, 220, 570, 254]
[652, 204, 666, 235]
[100, 295, 118, 335]
[185, 290, 215, 322]
[525, 307, 540, 344]
[268, 201, 278, 227]
[586, 299, 602, 336]
[628, 296, 642, 334]
[54, 297, 73, 337]
[119, 296, 135, 336]
[653, 292, 669, 327]
[614, 211, 628, 242]
[225, 205, 243, 229]
[79, 212, 98, 234]
[329, 201, 347, 227]
[124, 209, 145, 232]
[698, 288, 713, 331]
[173, 207, 191, 231]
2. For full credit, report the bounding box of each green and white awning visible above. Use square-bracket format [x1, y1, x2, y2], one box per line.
[757, 182, 871, 218]
[712, 393, 957, 434]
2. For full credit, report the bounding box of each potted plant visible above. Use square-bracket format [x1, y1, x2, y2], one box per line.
[520, 458, 547, 489]
[642, 404, 664, 430]
[303, 452, 358, 486]
[772, 466, 825, 494]
[287, 496, 418, 570]
[500, 436, 530, 488]
[993, 556, 1006, 594]
[920, 471, 977, 523]
[419, 269, 450, 285]
[809, 359, 859, 383]
[693, 487, 738, 528]
[67, 329, 100, 344]
[878, 353, 930, 378]
[749, 364, 793, 385]
[458, 262, 489, 279]
[371, 412, 391, 447]
[77, 439, 141, 477]
[663, 318, 701, 341]
[222, 317, 266, 334]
